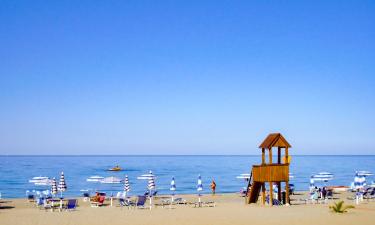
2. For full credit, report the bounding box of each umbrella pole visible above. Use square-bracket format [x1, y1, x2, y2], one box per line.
[60, 191, 63, 211]
[171, 193, 174, 209]
[149, 196, 152, 210]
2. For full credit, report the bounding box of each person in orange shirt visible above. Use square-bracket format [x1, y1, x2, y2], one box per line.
[211, 180, 216, 195]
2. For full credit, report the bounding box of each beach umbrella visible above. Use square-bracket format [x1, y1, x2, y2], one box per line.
[354, 173, 366, 190]
[170, 177, 176, 203]
[197, 174, 203, 205]
[58, 172, 67, 210]
[170, 177, 176, 192]
[148, 174, 156, 209]
[124, 175, 130, 198]
[51, 177, 58, 196]
[58, 172, 67, 198]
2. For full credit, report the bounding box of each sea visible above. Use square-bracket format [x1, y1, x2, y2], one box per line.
[0, 155, 374, 198]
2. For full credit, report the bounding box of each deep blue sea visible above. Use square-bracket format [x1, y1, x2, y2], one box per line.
[0, 155, 374, 198]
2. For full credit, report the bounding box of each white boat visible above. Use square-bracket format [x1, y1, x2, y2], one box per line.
[137, 171, 156, 180]
[236, 173, 251, 179]
[86, 176, 104, 182]
[311, 172, 333, 182]
[29, 176, 49, 183]
[29, 176, 52, 185]
[356, 171, 373, 176]
[100, 176, 122, 184]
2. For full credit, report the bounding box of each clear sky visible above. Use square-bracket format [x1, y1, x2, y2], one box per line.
[0, 0, 374, 155]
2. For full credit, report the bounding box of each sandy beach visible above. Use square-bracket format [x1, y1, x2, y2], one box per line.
[1, 192, 375, 225]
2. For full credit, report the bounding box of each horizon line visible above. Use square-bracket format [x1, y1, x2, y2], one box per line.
[0, 154, 374, 157]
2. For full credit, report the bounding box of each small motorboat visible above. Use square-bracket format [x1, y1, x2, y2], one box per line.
[29, 176, 52, 185]
[108, 165, 122, 171]
[86, 176, 104, 182]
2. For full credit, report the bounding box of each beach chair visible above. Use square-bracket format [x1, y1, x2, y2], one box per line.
[36, 197, 45, 208]
[134, 195, 146, 209]
[27, 194, 35, 202]
[66, 199, 78, 211]
[118, 198, 131, 209]
[90, 196, 105, 207]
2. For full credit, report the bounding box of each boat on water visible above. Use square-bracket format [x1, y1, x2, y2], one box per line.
[100, 176, 122, 184]
[86, 176, 104, 182]
[108, 165, 122, 171]
[29, 176, 52, 185]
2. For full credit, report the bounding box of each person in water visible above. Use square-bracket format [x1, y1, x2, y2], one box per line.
[211, 180, 216, 195]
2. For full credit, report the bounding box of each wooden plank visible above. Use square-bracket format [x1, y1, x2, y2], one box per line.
[286, 181, 290, 205]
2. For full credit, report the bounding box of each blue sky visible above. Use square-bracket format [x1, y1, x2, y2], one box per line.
[0, 0, 374, 155]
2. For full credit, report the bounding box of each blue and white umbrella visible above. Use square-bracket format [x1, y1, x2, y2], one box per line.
[197, 175, 203, 204]
[58, 172, 67, 197]
[354, 173, 366, 190]
[170, 177, 176, 192]
[147, 173, 156, 209]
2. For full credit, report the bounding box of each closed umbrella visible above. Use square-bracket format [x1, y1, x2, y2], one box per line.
[124, 175, 130, 198]
[51, 177, 57, 196]
[58, 172, 67, 197]
[58, 172, 67, 210]
[148, 174, 156, 209]
[170, 177, 176, 207]
[197, 174, 203, 206]
[354, 173, 366, 190]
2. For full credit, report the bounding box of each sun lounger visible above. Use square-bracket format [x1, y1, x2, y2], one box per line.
[65, 199, 78, 211]
[90, 196, 105, 207]
[134, 195, 146, 209]
[27, 194, 35, 202]
[118, 198, 131, 209]
[155, 197, 187, 208]
[192, 201, 216, 208]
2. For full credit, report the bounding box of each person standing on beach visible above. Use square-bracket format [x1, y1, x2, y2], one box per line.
[211, 180, 216, 195]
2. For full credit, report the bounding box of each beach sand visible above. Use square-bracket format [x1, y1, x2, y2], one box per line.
[1, 192, 374, 225]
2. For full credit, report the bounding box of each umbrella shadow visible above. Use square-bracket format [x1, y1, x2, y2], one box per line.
[0, 206, 15, 210]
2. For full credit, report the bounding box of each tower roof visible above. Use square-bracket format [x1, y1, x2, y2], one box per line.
[259, 133, 291, 149]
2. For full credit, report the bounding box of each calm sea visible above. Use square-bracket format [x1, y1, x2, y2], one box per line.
[0, 155, 374, 198]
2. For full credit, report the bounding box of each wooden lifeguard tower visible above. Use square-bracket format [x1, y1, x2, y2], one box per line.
[247, 133, 291, 205]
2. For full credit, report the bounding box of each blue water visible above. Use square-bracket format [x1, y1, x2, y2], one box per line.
[0, 155, 374, 198]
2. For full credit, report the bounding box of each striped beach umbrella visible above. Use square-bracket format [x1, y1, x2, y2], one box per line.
[58, 172, 67, 197]
[124, 175, 130, 196]
[170, 177, 176, 204]
[197, 174, 203, 205]
[147, 172, 156, 209]
[354, 173, 366, 190]
[170, 177, 176, 192]
[197, 174, 203, 191]
[148, 175, 156, 192]
[51, 177, 58, 195]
